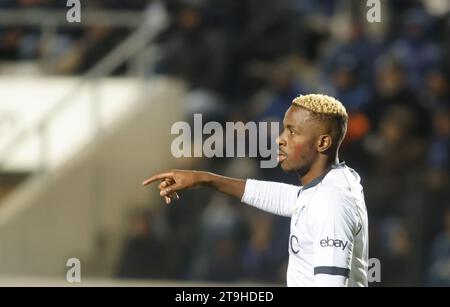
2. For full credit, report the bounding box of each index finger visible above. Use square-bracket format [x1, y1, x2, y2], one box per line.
[142, 172, 174, 186]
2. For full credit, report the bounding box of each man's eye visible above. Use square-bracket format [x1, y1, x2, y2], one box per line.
[289, 129, 295, 135]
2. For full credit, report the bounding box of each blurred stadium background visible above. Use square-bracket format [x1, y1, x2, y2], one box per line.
[0, 0, 448, 286]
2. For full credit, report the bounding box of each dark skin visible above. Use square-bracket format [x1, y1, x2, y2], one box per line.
[143, 106, 339, 204]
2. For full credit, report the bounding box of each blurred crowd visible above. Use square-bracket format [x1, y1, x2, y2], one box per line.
[0, 0, 144, 74]
[1, 0, 449, 286]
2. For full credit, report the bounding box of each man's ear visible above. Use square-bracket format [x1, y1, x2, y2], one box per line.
[317, 134, 333, 153]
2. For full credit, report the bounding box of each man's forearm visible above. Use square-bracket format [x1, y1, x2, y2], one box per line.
[199, 172, 246, 199]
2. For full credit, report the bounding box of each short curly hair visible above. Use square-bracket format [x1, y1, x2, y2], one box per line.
[292, 94, 348, 150]
[292, 94, 348, 117]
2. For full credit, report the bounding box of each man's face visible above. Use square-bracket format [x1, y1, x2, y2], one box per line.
[277, 106, 322, 175]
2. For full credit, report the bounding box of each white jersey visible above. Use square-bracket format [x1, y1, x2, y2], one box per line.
[241, 162, 369, 287]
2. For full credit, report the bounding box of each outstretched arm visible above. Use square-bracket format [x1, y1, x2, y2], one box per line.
[142, 170, 245, 204]
[143, 169, 299, 217]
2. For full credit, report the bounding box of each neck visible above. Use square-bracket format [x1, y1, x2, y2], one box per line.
[299, 155, 339, 186]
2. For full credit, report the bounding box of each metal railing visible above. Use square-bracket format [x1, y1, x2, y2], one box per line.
[0, 3, 169, 172]
[0, 8, 145, 27]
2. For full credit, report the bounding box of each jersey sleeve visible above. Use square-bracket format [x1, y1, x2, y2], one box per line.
[241, 179, 299, 217]
[308, 189, 360, 286]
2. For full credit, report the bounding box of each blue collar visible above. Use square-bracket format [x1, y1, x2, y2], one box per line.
[298, 161, 346, 194]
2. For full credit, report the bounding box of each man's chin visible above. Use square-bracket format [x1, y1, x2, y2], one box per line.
[280, 162, 294, 173]
[281, 162, 305, 175]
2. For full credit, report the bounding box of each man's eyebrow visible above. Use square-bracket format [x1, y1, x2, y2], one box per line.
[285, 124, 299, 131]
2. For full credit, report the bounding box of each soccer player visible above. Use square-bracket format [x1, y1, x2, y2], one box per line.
[143, 94, 369, 287]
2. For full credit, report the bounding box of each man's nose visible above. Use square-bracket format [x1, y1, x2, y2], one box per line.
[277, 135, 286, 146]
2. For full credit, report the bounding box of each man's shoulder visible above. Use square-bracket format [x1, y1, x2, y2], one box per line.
[311, 185, 352, 208]
[322, 165, 363, 193]
[311, 166, 366, 213]
[310, 177, 360, 212]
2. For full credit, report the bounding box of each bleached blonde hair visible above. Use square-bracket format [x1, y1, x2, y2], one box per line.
[292, 94, 348, 118]
[292, 94, 348, 149]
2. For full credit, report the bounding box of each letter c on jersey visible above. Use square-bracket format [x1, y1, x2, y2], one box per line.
[290, 235, 300, 254]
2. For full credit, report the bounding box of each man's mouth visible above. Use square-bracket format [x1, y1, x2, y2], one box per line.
[277, 149, 287, 163]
